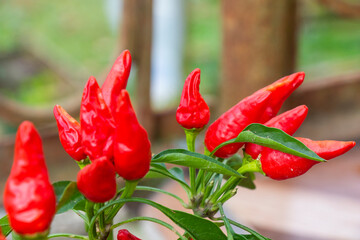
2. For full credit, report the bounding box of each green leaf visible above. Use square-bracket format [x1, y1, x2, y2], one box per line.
[212, 123, 325, 162]
[237, 172, 256, 190]
[98, 198, 228, 240]
[150, 163, 190, 190]
[53, 181, 85, 214]
[0, 215, 12, 236]
[234, 234, 260, 240]
[152, 149, 243, 177]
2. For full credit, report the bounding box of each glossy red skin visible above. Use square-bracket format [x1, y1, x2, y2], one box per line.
[113, 90, 152, 180]
[257, 72, 304, 122]
[102, 50, 132, 116]
[4, 121, 56, 234]
[80, 76, 116, 161]
[204, 90, 272, 158]
[117, 229, 141, 240]
[245, 105, 308, 159]
[77, 157, 116, 203]
[176, 68, 210, 129]
[261, 137, 356, 180]
[53, 105, 86, 161]
[0, 227, 6, 240]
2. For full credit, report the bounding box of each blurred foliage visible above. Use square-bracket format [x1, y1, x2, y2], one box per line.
[0, 0, 359, 103]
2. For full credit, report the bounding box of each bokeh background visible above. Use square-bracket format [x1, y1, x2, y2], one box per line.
[1, 0, 360, 239]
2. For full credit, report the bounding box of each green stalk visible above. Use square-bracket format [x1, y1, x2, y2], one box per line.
[184, 128, 199, 196]
[209, 160, 261, 203]
[48, 234, 89, 240]
[85, 200, 96, 238]
[105, 180, 139, 222]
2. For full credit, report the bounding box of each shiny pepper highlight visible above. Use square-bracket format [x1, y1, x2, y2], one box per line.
[114, 90, 152, 180]
[256, 72, 304, 122]
[205, 90, 272, 158]
[260, 137, 356, 180]
[80, 76, 116, 161]
[77, 157, 117, 203]
[53, 105, 86, 161]
[176, 68, 210, 129]
[245, 105, 308, 159]
[3, 121, 56, 235]
[117, 229, 141, 240]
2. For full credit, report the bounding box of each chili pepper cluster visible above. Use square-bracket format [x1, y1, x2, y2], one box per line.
[2, 49, 357, 240]
[53, 50, 151, 203]
[177, 70, 355, 180]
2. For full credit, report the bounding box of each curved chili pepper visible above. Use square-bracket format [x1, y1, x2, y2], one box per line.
[113, 90, 152, 180]
[80, 76, 116, 161]
[53, 105, 86, 161]
[3, 121, 56, 235]
[204, 90, 272, 158]
[256, 72, 304, 122]
[77, 157, 116, 203]
[245, 105, 308, 159]
[117, 229, 141, 240]
[102, 50, 132, 116]
[260, 137, 356, 180]
[176, 68, 210, 129]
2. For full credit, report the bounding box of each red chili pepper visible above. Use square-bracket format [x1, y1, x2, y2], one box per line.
[113, 90, 152, 180]
[0, 228, 6, 240]
[256, 72, 304, 122]
[77, 157, 116, 203]
[53, 105, 86, 161]
[80, 76, 116, 161]
[205, 90, 272, 158]
[260, 137, 356, 180]
[3, 121, 56, 235]
[117, 229, 141, 240]
[176, 68, 210, 129]
[245, 105, 308, 159]
[102, 50, 132, 116]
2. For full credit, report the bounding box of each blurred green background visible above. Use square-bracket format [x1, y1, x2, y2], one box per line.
[0, 0, 359, 130]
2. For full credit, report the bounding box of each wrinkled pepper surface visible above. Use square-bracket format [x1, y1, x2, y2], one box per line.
[205, 90, 272, 158]
[102, 49, 132, 116]
[117, 229, 141, 240]
[53, 105, 86, 161]
[3, 121, 56, 235]
[245, 105, 308, 159]
[80, 76, 116, 161]
[77, 157, 116, 203]
[176, 68, 210, 129]
[260, 137, 356, 180]
[113, 90, 152, 180]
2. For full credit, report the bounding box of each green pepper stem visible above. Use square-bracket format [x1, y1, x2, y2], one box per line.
[209, 160, 261, 204]
[184, 128, 199, 196]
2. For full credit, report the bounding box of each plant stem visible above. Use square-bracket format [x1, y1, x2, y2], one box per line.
[209, 160, 261, 203]
[105, 180, 139, 222]
[48, 234, 88, 240]
[185, 128, 199, 197]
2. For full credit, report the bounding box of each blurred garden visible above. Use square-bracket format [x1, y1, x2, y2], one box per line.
[1, 0, 360, 239]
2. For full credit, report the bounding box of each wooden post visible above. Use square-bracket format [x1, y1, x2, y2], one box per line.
[220, 0, 298, 113]
[119, 0, 153, 137]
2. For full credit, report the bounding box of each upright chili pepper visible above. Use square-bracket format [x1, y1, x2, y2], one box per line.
[260, 137, 356, 180]
[77, 157, 116, 203]
[3, 121, 56, 235]
[113, 90, 152, 180]
[256, 72, 304, 122]
[176, 68, 210, 129]
[53, 105, 86, 161]
[204, 90, 272, 158]
[102, 50, 132, 116]
[80, 76, 116, 161]
[117, 229, 141, 240]
[245, 105, 308, 159]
